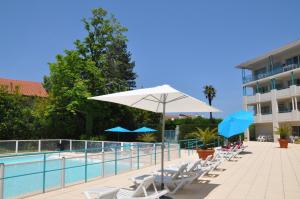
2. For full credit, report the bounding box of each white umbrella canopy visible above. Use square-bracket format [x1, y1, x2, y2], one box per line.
[88, 84, 220, 190]
[89, 84, 220, 113]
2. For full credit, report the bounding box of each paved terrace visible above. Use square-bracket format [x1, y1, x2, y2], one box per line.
[27, 142, 300, 199]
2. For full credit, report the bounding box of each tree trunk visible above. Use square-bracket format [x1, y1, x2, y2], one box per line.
[208, 98, 213, 123]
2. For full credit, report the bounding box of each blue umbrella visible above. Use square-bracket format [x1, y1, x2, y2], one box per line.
[133, 127, 157, 133]
[105, 126, 131, 133]
[105, 126, 131, 141]
[218, 111, 254, 138]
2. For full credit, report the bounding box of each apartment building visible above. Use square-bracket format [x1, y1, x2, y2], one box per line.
[237, 40, 300, 141]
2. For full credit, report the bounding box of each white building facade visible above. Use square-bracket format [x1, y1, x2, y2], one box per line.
[237, 40, 300, 141]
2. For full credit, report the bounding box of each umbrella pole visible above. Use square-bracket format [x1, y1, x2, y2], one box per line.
[161, 94, 166, 190]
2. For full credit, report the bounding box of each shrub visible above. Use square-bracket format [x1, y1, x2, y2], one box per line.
[185, 127, 218, 149]
[137, 133, 157, 142]
[275, 125, 291, 139]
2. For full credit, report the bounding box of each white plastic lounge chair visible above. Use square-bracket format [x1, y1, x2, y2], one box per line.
[131, 163, 197, 195]
[118, 176, 168, 199]
[162, 160, 209, 179]
[203, 153, 223, 171]
[84, 176, 168, 199]
[84, 187, 119, 199]
[152, 172, 198, 194]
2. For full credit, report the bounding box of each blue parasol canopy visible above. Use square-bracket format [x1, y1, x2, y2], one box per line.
[133, 127, 157, 133]
[218, 111, 254, 138]
[105, 126, 131, 132]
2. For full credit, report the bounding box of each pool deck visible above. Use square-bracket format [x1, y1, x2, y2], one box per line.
[26, 142, 300, 199]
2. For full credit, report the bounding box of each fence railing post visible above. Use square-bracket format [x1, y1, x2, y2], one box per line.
[84, 149, 87, 182]
[61, 157, 65, 188]
[15, 140, 18, 154]
[102, 150, 105, 177]
[0, 163, 4, 199]
[85, 140, 88, 151]
[178, 143, 181, 159]
[188, 140, 190, 156]
[101, 141, 104, 153]
[43, 154, 46, 193]
[130, 145, 133, 170]
[38, 140, 41, 152]
[115, 146, 118, 175]
[168, 142, 170, 161]
[137, 144, 140, 169]
[154, 143, 156, 165]
[121, 142, 124, 152]
[69, 140, 72, 151]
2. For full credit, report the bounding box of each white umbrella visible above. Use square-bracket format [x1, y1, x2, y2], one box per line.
[89, 84, 220, 189]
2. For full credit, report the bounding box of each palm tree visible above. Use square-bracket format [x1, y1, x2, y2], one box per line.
[203, 85, 216, 122]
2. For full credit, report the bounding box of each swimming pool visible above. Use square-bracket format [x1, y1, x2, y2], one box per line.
[0, 153, 133, 199]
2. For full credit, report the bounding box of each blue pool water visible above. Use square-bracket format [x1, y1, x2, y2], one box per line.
[0, 154, 132, 199]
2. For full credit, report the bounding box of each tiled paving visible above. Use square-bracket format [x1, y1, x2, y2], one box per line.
[26, 142, 300, 199]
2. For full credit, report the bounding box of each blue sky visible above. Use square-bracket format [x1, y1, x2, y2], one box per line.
[1, 0, 300, 118]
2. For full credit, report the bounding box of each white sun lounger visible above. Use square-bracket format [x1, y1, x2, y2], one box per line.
[84, 176, 168, 199]
[131, 162, 200, 195]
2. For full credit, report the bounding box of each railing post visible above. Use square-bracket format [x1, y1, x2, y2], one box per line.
[130, 145, 133, 170]
[168, 142, 170, 161]
[38, 140, 41, 152]
[101, 141, 104, 153]
[69, 140, 72, 151]
[61, 157, 65, 188]
[84, 149, 87, 182]
[85, 140, 88, 151]
[121, 142, 124, 152]
[15, 140, 18, 154]
[154, 143, 156, 165]
[43, 154, 46, 193]
[102, 150, 105, 177]
[0, 163, 4, 199]
[178, 143, 181, 159]
[188, 140, 190, 156]
[115, 146, 118, 175]
[137, 144, 140, 169]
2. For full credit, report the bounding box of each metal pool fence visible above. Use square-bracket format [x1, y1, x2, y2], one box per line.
[0, 140, 181, 199]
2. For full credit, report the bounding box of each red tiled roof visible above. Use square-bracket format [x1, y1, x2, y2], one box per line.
[0, 77, 48, 97]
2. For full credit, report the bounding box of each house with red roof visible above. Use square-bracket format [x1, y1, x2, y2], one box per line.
[0, 77, 48, 97]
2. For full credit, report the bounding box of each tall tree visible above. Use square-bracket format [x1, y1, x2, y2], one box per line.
[203, 85, 216, 122]
[44, 8, 137, 138]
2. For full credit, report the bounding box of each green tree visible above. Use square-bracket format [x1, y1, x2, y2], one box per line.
[44, 8, 138, 138]
[203, 85, 216, 122]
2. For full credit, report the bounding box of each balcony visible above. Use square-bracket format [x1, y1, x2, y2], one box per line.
[254, 114, 272, 123]
[277, 111, 293, 121]
[276, 88, 291, 99]
[243, 64, 299, 84]
[260, 92, 271, 102]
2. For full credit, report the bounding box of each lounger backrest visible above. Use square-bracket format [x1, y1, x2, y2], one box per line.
[188, 160, 202, 172]
[175, 163, 188, 178]
[202, 155, 213, 166]
[132, 176, 157, 197]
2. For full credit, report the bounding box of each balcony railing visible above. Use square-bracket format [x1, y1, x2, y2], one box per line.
[243, 64, 300, 84]
[278, 109, 292, 113]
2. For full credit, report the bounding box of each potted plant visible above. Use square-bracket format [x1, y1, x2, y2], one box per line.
[186, 127, 217, 160]
[275, 125, 291, 148]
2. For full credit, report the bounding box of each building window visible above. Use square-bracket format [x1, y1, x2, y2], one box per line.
[292, 126, 300, 136]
